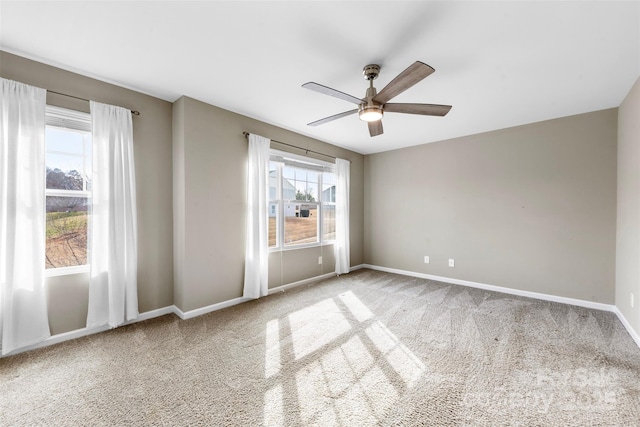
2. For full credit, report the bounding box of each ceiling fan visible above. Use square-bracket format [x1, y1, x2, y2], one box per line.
[302, 61, 452, 137]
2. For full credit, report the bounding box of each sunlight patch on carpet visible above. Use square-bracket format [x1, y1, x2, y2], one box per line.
[264, 319, 281, 378]
[339, 290, 373, 322]
[263, 384, 283, 426]
[263, 291, 426, 425]
[365, 320, 426, 387]
[289, 298, 350, 360]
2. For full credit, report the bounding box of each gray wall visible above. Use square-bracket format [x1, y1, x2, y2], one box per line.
[173, 96, 364, 312]
[364, 109, 618, 304]
[0, 51, 175, 334]
[616, 76, 640, 336]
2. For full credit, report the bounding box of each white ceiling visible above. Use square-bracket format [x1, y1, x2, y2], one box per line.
[1, 1, 639, 155]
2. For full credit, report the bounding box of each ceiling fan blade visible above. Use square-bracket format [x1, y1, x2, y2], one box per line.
[368, 120, 383, 137]
[302, 82, 363, 105]
[373, 61, 435, 105]
[307, 109, 358, 126]
[384, 103, 452, 116]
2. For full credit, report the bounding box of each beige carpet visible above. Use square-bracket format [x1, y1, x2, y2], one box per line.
[2, 269, 640, 426]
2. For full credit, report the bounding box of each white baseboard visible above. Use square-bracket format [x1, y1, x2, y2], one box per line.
[349, 264, 365, 272]
[362, 264, 640, 348]
[4, 305, 176, 357]
[174, 272, 340, 319]
[173, 297, 251, 320]
[361, 264, 615, 312]
[612, 306, 640, 348]
[137, 306, 177, 321]
[269, 271, 336, 294]
[175, 272, 341, 318]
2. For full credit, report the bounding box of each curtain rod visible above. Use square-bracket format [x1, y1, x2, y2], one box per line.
[48, 90, 141, 116]
[242, 131, 339, 161]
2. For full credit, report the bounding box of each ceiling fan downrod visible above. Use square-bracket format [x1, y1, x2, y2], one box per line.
[360, 64, 383, 122]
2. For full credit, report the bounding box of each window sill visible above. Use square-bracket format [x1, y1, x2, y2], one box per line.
[45, 265, 90, 277]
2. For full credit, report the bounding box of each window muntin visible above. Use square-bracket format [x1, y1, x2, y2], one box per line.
[269, 150, 335, 250]
[44, 107, 92, 270]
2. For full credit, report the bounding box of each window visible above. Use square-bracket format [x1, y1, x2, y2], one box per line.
[44, 106, 92, 270]
[269, 150, 336, 249]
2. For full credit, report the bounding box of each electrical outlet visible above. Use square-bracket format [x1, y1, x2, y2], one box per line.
[448, 259, 455, 267]
[424, 256, 430, 264]
[318, 256, 323, 265]
[631, 293, 635, 309]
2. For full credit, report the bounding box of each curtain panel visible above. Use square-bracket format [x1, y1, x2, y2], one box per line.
[87, 101, 138, 328]
[0, 78, 50, 355]
[334, 158, 350, 275]
[243, 133, 270, 299]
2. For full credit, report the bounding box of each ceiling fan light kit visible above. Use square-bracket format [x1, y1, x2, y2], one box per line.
[303, 61, 452, 137]
[358, 104, 383, 122]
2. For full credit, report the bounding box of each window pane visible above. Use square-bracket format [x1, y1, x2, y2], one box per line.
[322, 172, 336, 203]
[288, 167, 319, 202]
[46, 166, 85, 191]
[45, 126, 88, 153]
[323, 204, 336, 241]
[45, 126, 91, 190]
[285, 203, 318, 246]
[269, 162, 278, 201]
[306, 182, 318, 202]
[269, 202, 278, 247]
[294, 167, 306, 182]
[45, 196, 90, 269]
[307, 170, 318, 183]
[283, 165, 295, 180]
[294, 182, 305, 201]
[282, 179, 295, 200]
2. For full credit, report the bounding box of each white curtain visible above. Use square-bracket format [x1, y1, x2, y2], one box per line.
[243, 133, 270, 299]
[87, 101, 138, 328]
[335, 158, 350, 275]
[0, 78, 50, 355]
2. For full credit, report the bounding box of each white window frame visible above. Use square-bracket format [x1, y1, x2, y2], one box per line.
[44, 106, 92, 276]
[269, 149, 336, 251]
